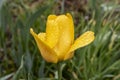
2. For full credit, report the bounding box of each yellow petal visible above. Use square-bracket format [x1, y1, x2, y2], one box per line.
[68, 31, 95, 53]
[38, 33, 46, 41]
[54, 13, 74, 60]
[30, 28, 58, 63]
[66, 13, 73, 20]
[47, 15, 57, 20]
[46, 15, 59, 48]
[64, 52, 74, 60]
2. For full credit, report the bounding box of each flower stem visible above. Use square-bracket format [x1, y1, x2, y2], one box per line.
[57, 62, 62, 80]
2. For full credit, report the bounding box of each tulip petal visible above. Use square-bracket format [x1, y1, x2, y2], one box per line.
[64, 52, 74, 60]
[38, 33, 46, 41]
[46, 15, 59, 48]
[68, 31, 95, 53]
[54, 14, 74, 60]
[30, 28, 58, 63]
[66, 13, 73, 20]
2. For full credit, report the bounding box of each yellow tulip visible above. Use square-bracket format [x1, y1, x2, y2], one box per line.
[30, 13, 95, 63]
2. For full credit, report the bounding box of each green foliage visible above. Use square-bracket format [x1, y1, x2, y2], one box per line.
[0, 0, 120, 80]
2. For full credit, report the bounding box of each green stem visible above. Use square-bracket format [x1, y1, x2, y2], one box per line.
[57, 62, 62, 80]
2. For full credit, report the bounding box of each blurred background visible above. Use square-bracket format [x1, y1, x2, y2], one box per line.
[0, 0, 120, 80]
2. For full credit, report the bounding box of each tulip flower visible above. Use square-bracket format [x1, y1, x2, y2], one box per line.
[30, 13, 95, 63]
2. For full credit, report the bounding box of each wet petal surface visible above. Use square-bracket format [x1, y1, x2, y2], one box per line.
[30, 28, 58, 63]
[69, 31, 95, 53]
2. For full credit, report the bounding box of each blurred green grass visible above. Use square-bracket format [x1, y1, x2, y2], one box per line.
[0, 0, 120, 80]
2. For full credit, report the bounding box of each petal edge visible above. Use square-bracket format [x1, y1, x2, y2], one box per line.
[30, 28, 58, 63]
[68, 31, 95, 53]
